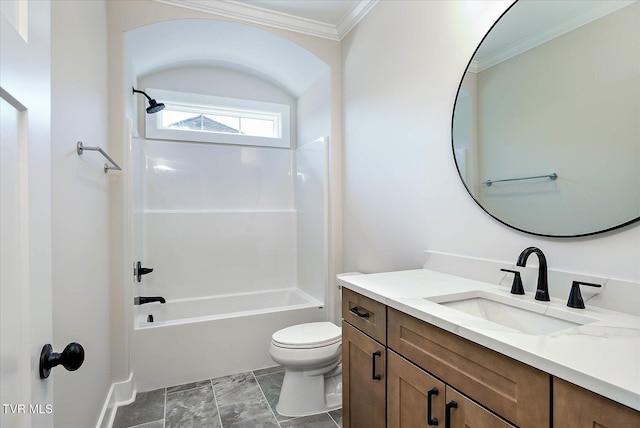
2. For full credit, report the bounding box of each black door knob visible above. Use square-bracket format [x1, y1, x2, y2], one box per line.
[39, 342, 85, 379]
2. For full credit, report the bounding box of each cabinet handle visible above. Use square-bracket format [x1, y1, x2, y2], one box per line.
[350, 306, 370, 318]
[427, 387, 439, 425]
[445, 400, 458, 428]
[371, 350, 381, 380]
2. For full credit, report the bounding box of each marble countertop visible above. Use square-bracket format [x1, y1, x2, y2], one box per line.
[337, 269, 640, 411]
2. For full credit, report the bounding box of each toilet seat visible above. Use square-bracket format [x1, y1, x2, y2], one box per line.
[272, 322, 341, 349]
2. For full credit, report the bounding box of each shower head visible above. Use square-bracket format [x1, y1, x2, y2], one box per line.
[145, 99, 165, 114]
[132, 88, 165, 114]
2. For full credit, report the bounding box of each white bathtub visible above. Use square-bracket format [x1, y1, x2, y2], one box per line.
[134, 288, 321, 328]
[131, 288, 326, 391]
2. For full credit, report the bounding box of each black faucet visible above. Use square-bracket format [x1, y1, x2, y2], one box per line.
[500, 269, 525, 295]
[134, 296, 166, 305]
[516, 247, 550, 301]
[567, 281, 602, 309]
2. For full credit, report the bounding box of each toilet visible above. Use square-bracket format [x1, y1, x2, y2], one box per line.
[269, 322, 342, 417]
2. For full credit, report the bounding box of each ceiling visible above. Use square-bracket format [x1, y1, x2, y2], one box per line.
[126, 19, 330, 96]
[154, 0, 378, 40]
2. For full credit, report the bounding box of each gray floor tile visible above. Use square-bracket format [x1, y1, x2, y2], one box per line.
[329, 408, 342, 427]
[167, 379, 211, 394]
[281, 412, 339, 428]
[112, 368, 342, 428]
[218, 398, 279, 428]
[129, 420, 164, 428]
[212, 372, 264, 407]
[253, 365, 284, 377]
[165, 385, 221, 428]
[113, 389, 165, 428]
[254, 371, 292, 422]
[254, 371, 283, 409]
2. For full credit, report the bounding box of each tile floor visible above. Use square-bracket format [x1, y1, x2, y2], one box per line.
[113, 366, 342, 428]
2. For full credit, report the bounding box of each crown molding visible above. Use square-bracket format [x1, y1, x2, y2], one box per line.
[474, 1, 631, 72]
[153, 0, 378, 41]
[337, 0, 378, 40]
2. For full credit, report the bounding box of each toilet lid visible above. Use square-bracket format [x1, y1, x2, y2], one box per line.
[272, 322, 341, 348]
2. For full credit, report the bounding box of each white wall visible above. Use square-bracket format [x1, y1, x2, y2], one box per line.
[342, 0, 640, 283]
[51, 2, 111, 427]
[297, 70, 331, 146]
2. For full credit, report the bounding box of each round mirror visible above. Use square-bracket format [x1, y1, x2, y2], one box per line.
[452, 0, 639, 237]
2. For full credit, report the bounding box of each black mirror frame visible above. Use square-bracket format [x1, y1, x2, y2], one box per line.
[450, 0, 640, 238]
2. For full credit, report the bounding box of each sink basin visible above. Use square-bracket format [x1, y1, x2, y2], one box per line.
[427, 291, 598, 335]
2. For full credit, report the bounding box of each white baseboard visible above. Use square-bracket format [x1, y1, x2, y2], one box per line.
[95, 373, 136, 428]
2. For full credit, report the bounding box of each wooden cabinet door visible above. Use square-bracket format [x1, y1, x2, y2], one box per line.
[554, 378, 640, 427]
[388, 350, 446, 428]
[388, 350, 514, 428]
[342, 321, 386, 428]
[445, 387, 515, 428]
[388, 307, 550, 427]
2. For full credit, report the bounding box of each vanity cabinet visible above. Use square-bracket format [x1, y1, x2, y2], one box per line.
[342, 287, 638, 428]
[554, 377, 640, 427]
[388, 350, 514, 428]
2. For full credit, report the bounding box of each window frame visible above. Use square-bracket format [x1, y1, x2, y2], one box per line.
[144, 88, 291, 148]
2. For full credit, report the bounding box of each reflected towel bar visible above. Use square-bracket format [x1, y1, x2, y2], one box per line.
[76, 141, 121, 173]
[482, 173, 557, 186]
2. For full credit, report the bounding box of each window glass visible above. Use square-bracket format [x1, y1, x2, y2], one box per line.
[144, 89, 291, 148]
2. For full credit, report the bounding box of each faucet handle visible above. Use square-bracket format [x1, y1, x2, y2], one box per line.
[500, 269, 525, 295]
[567, 281, 602, 309]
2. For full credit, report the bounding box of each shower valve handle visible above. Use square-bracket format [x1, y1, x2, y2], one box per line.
[135, 261, 154, 282]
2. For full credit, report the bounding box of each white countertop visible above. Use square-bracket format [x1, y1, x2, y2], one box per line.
[337, 269, 640, 411]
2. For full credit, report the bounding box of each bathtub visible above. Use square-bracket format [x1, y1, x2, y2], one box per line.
[131, 288, 326, 391]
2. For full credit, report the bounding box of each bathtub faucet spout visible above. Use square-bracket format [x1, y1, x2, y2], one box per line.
[134, 296, 166, 305]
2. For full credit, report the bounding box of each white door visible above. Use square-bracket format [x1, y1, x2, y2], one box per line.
[1, 1, 54, 427]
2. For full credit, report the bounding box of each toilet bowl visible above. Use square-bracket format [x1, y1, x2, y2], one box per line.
[270, 322, 342, 417]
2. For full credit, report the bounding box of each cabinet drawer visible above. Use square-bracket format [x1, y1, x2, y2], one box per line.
[342, 287, 386, 344]
[387, 307, 549, 428]
[554, 377, 640, 427]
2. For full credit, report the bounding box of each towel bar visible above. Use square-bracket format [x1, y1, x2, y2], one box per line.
[76, 141, 121, 173]
[482, 173, 557, 186]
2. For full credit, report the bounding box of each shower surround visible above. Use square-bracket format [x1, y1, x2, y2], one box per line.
[131, 137, 328, 390]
